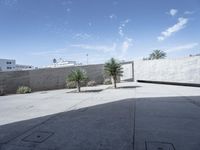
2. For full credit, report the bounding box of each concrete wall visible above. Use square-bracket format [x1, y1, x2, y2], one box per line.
[0, 71, 30, 94]
[0, 64, 105, 94]
[121, 62, 134, 81]
[134, 56, 200, 84]
[1, 56, 200, 94]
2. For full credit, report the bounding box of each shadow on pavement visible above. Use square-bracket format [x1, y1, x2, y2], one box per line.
[0, 96, 200, 150]
[117, 85, 141, 89]
[67, 89, 103, 93]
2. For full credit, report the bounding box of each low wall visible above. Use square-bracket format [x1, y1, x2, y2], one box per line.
[1, 56, 200, 94]
[134, 56, 200, 85]
[0, 64, 105, 94]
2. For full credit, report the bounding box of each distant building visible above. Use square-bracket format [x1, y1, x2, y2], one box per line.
[46, 58, 82, 68]
[0, 59, 16, 72]
[0, 58, 35, 72]
[15, 64, 34, 71]
[189, 54, 200, 57]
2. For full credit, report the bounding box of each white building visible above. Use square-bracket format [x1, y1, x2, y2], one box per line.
[15, 64, 35, 71]
[0, 58, 34, 72]
[0, 59, 16, 72]
[46, 58, 82, 68]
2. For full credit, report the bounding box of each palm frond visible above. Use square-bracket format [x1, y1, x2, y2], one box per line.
[67, 68, 87, 82]
[104, 58, 123, 77]
[149, 50, 166, 60]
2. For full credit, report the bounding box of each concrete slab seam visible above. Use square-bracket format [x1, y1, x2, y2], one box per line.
[1, 143, 56, 150]
[132, 100, 137, 150]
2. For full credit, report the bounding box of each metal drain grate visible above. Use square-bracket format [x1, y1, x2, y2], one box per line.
[22, 131, 54, 143]
[146, 141, 175, 150]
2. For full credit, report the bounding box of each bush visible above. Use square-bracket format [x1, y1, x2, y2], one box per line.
[16, 86, 32, 94]
[66, 81, 76, 89]
[80, 80, 87, 87]
[103, 78, 112, 85]
[87, 80, 96, 86]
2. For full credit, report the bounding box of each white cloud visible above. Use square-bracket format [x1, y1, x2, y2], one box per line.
[73, 33, 91, 40]
[122, 41, 129, 53]
[113, 1, 118, 5]
[71, 43, 117, 53]
[109, 14, 117, 19]
[157, 36, 165, 41]
[121, 38, 133, 53]
[0, 0, 18, 6]
[157, 17, 188, 41]
[115, 37, 134, 60]
[71, 35, 134, 61]
[124, 19, 130, 23]
[66, 8, 71, 12]
[166, 43, 199, 52]
[30, 50, 65, 56]
[88, 22, 92, 26]
[169, 9, 178, 16]
[118, 19, 131, 37]
[118, 26, 124, 37]
[184, 11, 194, 15]
[67, 0, 72, 4]
[61, 0, 72, 5]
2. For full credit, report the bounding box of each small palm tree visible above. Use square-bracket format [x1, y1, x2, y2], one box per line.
[149, 50, 166, 60]
[67, 69, 87, 92]
[104, 58, 123, 88]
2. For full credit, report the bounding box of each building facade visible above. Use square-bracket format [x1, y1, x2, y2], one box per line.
[46, 58, 82, 68]
[0, 59, 16, 72]
[0, 59, 34, 72]
[15, 64, 35, 71]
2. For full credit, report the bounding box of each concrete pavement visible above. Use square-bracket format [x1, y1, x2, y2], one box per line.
[0, 82, 200, 150]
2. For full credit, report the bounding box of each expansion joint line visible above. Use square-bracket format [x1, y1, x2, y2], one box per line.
[132, 99, 136, 150]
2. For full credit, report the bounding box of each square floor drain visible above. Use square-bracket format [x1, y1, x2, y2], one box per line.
[146, 141, 175, 150]
[22, 131, 54, 143]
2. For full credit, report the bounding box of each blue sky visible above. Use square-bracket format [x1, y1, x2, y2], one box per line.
[0, 0, 200, 67]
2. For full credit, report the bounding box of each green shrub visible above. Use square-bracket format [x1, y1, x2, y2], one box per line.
[87, 80, 96, 86]
[80, 80, 87, 87]
[16, 86, 32, 94]
[103, 78, 112, 85]
[66, 81, 76, 89]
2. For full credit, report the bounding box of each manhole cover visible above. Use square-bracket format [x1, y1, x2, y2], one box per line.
[146, 141, 175, 150]
[22, 131, 54, 143]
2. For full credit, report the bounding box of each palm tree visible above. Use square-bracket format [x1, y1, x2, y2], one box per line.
[104, 58, 123, 88]
[149, 50, 166, 60]
[67, 68, 87, 92]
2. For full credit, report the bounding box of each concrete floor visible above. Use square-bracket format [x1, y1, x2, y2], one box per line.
[0, 82, 200, 150]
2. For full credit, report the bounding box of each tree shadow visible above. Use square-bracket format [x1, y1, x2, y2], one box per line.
[67, 89, 103, 93]
[117, 85, 141, 89]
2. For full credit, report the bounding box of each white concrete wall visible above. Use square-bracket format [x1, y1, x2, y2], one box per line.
[134, 56, 200, 84]
[121, 63, 133, 81]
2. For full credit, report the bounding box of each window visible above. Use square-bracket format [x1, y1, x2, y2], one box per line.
[7, 67, 12, 69]
[6, 62, 12, 64]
